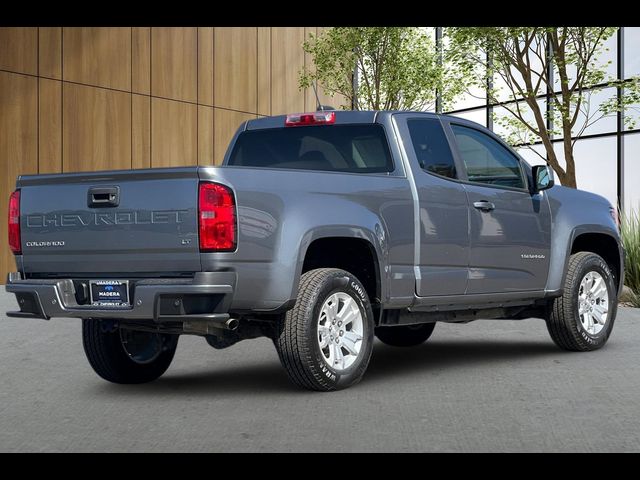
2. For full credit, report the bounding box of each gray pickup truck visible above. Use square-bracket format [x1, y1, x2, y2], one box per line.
[6, 110, 624, 391]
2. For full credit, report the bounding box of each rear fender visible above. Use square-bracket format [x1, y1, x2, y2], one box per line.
[293, 225, 387, 303]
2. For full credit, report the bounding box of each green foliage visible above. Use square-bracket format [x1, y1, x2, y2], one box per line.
[448, 27, 640, 188]
[621, 209, 640, 307]
[300, 27, 468, 111]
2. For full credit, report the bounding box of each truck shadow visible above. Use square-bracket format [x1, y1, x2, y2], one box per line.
[366, 339, 559, 382]
[92, 338, 561, 396]
[154, 362, 292, 394]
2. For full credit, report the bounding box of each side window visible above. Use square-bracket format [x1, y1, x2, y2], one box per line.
[407, 118, 457, 179]
[450, 124, 525, 189]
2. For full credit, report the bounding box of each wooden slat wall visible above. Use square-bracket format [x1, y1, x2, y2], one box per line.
[197, 28, 214, 106]
[214, 27, 257, 113]
[151, 98, 197, 167]
[198, 106, 214, 165]
[132, 94, 151, 169]
[39, 28, 62, 79]
[63, 28, 132, 91]
[0, 72, 37, 280]
[0, 27, 348, 282]
[0, 28, 37, 75]
[38, 79, 62, 173]
[132, 27, 150, 95]
[151, 27, 197, 103]
[257, 27, 272, 116]
[271, 28, 306, 115]
[63, 83, 132, 172]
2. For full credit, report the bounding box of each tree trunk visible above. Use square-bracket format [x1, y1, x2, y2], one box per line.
[555, 170, 576, 188]
[538, 136, 571, 188]
[562, 138, 577, 188]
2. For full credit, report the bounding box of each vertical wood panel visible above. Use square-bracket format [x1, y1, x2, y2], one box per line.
[151, 98, 197, 167]
[132, 27, 150, 95]
[214, 108, 255, 164]
[151, 28, 197, 102]
[214, 27, 257, 113]
[63, 28, 132, 91]
[271, 28, 305, 115]
[198, 27, 214, 106]
[0, 72, 37, 277]
[38, 79, 62, 173]
[39, 27, 62, 79]
[0, 28, 37, 75]
[257, 27, 271, 116]
[63, 83, 131, 172]
[132, 94, 150, 169]
[303, 27, 317, 111]
[198, 106, 214, 165]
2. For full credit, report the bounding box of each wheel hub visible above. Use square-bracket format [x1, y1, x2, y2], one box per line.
[577, 271, 609, 336]
[317, 292, 364, 372]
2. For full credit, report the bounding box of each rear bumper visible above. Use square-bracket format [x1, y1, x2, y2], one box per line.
[5, 271, 235, 322]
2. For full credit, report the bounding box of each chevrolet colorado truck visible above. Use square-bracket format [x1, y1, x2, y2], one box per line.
[5, 110, 624, 391]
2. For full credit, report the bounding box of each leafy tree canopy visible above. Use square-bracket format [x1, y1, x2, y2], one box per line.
[447, 27, 640, 189]
[300, 27, 468, 111]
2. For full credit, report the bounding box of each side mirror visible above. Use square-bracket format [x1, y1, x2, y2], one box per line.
[532, 164, 555, 193]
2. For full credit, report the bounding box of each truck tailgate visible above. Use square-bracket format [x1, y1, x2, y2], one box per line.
[17, 168, 201, 275]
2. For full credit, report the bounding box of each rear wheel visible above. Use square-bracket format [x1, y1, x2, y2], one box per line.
[274, 268, 374, 391]
[375, 322, 436, 347]
[546, 252, 617, 351]
[82, 319, 179, 384]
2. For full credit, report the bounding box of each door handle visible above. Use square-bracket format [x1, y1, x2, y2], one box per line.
[473, 200, 495, 212]
[88, 186, 120, 208]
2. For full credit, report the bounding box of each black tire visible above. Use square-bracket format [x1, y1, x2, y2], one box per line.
[82, 319, 179, 384]
[275, 268, 375, 391]
[546, 252, 617, 352]
[375, 322, 436, 347]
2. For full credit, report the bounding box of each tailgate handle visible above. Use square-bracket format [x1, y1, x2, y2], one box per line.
[88, 186, 120, 208]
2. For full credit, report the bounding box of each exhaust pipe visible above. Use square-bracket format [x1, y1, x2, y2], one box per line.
[225, 318, 239, 331]
[183, 315, 239, 335]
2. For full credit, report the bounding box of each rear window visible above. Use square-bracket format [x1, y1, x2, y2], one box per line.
[227, 124, 394, 173]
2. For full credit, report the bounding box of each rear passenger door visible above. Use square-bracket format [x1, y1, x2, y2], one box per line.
[396, 115, 470, 296]
[446, 121, 551, 294]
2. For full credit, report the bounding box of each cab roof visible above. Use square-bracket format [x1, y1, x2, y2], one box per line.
[245, 110, 449, 130]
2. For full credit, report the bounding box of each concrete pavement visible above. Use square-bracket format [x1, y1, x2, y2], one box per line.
[1, 291, 639, 452]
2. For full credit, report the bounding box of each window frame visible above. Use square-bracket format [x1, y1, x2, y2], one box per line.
[405, 116, 461, 181]
[445, 120, 530, 193]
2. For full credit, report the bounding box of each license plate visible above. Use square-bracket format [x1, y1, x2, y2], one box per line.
[89, 280, 130, 307]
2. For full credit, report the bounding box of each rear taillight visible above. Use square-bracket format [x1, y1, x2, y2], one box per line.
[198, 182, 236, 251]
[8, 190, 21, 254]
[285, 111, 336, 127]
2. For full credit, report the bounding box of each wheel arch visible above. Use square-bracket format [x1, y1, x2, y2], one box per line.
[567, 229, 623, 295]
[294, 230, 385, 321]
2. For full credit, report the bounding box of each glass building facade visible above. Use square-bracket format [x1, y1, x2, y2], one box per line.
[433, 27, 639, 213]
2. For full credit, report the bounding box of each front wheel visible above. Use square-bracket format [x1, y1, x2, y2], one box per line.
[82, 319, 179, 384]
[275, 268, 375, 391]
[546, 252, 617, 351]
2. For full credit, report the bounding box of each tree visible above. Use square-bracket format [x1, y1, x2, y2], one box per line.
[448, 27, 640, 188]
[300, 27, 467, 111]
